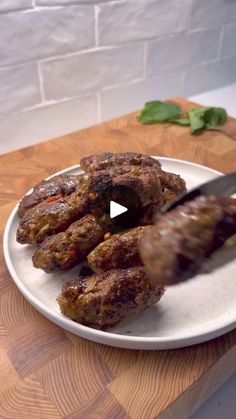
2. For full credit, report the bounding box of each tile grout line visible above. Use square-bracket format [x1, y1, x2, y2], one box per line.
[94, 5, 99, 48]
[143, 42, 148, 80]
[181, 69, 187, 96]
[0, 42, 145, 70]
[217, 25, 225, 60]
[1, 92, 98, 118]
[186, 0, 193, 32]
[37, 62, 46, 102]
[0, 27, 226, 71]
[97, 93, 102, 123]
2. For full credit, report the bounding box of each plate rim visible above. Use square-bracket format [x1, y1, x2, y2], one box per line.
[3, 157, 236, 350]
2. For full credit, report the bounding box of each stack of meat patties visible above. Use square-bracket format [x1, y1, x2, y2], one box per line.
[17, 152, 187, 329]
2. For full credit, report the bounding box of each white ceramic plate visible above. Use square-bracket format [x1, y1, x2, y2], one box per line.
[3, 157, 236, 350]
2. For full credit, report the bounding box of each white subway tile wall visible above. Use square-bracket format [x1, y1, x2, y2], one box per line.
[0, 64, 41, 115]
[0, 95, 98, 155]
[146, 29, 221, 76]
[0, 1, 32, 13]
[220, 23, 236, 59]
[0, 7, 95, 67]
[41, 44, 144, 100]
[97, 0, 188, 45]
[100, 70, 185, 120]
[185, 57, 236, 96]
[0, 0, 236, 153]
[190, 0, 236, 29]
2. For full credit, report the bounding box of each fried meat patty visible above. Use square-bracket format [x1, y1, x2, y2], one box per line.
[159, 172, 187, 195]
[80, 152, 161, 173]
[18, 175, 82, 217]
[80, 152, 186, 202]
[87, 164, 163, 213]
[16, 152, 186, 252]
[57, 267, 165, 329]
[88, 226, 151, 272]
[33, 214, 111, 273]
[16, 167, 162, 244]
[108, 169, 162, 212]
[140, 196, 236, 285]
[16, 173, 95, 244]
[93, 165, 184, 224]
[140, 188, 180, 225]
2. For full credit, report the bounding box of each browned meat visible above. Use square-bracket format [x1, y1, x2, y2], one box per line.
[17, 197, 86, 244]
[17, 165, 164, 244]
[162, 188, 179, 206]
[93, 167, 163, 228]
[139, 196, 236, 286]
[94, 165, 186, 222]
[112, 169, 162, 208]
[80, 151, 186, 193]
[79, 266, 94, 278]
[159, 172, 187, 195]
[33, 214, 111, 273]
[88, 226, 151, 272]
[139, 203, 160, 225]
[90, 165, 161, 209]
[57, 267, 165, 329]
[80, 152, 161, 173]
[139, 189, 178, 225]
[16, 173, 95, 244]
[140, 182, 186, 226]
[16, 150, 186, 245]
[18, 175, 82, 217]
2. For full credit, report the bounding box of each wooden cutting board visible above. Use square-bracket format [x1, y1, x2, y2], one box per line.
[0, 98, 235, 419]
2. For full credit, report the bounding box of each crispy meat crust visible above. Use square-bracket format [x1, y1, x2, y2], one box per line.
[140, 196, 236, 285]
[159, 172, 187, 195]
[18, 175, 82, 217]
[80, 152, 161, 172]
[33, 214, 110, 273]
[80, 153, 186, 212]
[57, 267, 165, 329]
[17, 198, 78, 244]
[16, 172, 109, 244]
[16, 194, 88, 245]
[16, 153, 186, 245]
[16, 167, 162, 244]
[88, 165, 163, 213]
[140, 188, 180, 225]
[112, 169, 161, 208]
[88, 226, 151, 272]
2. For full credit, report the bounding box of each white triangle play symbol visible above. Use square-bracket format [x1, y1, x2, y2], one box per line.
[110, 200, 128, 219]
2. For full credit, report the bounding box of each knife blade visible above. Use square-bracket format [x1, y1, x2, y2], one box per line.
[164, 171, 236, 213]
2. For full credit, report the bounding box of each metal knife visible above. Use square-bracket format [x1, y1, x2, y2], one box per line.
[164, 171, 236, 213]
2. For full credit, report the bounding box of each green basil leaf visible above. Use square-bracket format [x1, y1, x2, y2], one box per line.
[188, 108, 207, 134]
[204, 107, 228, 127]
[189, 107, 228, 134]
[205, 126, 223, 131]
[170, 117, 190, 126]
[139, 101, 228, 135]
[138, 101, 181, 124]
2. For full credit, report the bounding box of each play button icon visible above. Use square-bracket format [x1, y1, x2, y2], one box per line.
[91, 175, 143, 229]
[110, 201, 128, 219]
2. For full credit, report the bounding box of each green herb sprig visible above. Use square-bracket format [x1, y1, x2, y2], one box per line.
[138, 101, 228, 135]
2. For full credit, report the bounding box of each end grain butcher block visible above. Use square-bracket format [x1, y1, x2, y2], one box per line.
[0, 98, 236, 419]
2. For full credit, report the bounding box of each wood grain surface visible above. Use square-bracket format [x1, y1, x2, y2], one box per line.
[0, 98, 236, 419]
